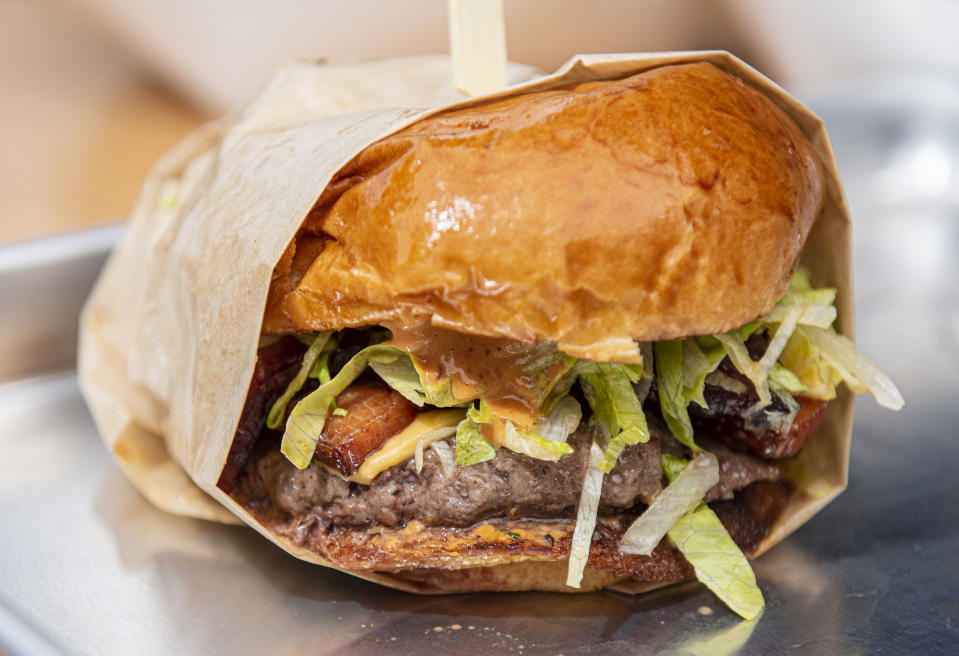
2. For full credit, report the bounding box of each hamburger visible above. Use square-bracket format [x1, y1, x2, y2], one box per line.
[78, 53, 901, 620]
[211, 62, 901, 618]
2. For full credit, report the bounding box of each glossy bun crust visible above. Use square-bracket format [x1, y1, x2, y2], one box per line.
[265, 62, 824, 359]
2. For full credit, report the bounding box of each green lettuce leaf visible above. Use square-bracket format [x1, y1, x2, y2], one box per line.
[501, 395, 580, 461]
[566, 435, 607, 588]
[736, 321, 763, 341]
[631, 342, 655, 402]
[422, 375, 462, 407]
[465, 397, 579, 463]
[713, 332, 772, 406]
[579, 362, 651, 473]
[790, 265, 813, 291]
[683, 339, 726, 409]
[762, 303, 836, 328]
[454, 405, 496, 466]
[661, 453, 690, 480]
[654, 340, 698, 451]
[520, 341, 568, 374]
[531, 395, 582, 443]
[620, 451, 719, 556]
[797, 325, 904, 410]
[768, 362, 806, 394]
[781, 287, 837, 307]
[266, 332, 332, 430]
[367, 350, 428, 405]
[308, 333, 339, 383]
[280, 344, 414, 469]
[368, 349, 466, 407]
[504, 422, 574, 461]
[663, 455, 764, 621]
[539, 356, 581, 413]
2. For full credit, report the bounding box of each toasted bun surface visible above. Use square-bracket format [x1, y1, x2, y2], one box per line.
[265, 61, 824, 360]
[267, 517, 694, 594]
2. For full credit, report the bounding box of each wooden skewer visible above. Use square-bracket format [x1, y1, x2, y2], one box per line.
[447, 0, 509, 96]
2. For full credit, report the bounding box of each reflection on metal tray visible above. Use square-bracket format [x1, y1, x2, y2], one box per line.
[1, 78, 958, 654]
[0, 225, 123, 384]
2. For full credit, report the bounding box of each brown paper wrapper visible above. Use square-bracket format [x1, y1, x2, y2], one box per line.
[78, 52, 855, 593]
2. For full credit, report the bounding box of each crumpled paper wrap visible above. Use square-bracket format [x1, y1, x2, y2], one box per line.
[78, 51, 855, 593]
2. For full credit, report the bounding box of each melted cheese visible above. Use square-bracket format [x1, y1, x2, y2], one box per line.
[349, 409, 465, 485]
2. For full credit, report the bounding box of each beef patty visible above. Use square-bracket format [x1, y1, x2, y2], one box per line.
[233, 416, 780, 530]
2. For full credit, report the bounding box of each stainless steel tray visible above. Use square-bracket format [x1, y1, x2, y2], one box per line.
[2, 83, 958, 655]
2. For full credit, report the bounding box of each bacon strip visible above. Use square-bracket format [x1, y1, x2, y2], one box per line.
[745, 397, 828, 459]
[217, 337, 306, 493]
[693, 394, 828, 460]
[682, 346, 830, 460]
[314, 385, 418, 476]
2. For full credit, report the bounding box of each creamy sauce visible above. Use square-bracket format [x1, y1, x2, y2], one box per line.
[385, 321, 568, 422]
[348, 409, 465, 485]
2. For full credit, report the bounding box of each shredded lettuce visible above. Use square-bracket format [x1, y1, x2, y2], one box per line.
[520, 341, 568, 375]
[534, 395, 582, 442]
[422, 375, 462, 407]
[566, 433, 607, 588]
[737, 321, 762, 341]
[368, 350, 466, 407]
[413, 438, 425, 473]
[708, 266, 837, 411]
[797, 325, 904, 410]
[768, 362, 805, 394]
[650, 267, 899, 453]
[280, 343, 414, 469]
[781, 287, 837, 307]
[372, 339, 576, 413]
[308, 333, 339, 383]
[429, 440, 455, 475]
[620, 451, 719, 556]
[683, 338, 727, 409]
[790, 266, 814, 291]
[413, 425, 458, 473]
[462, 396, 579, 463]
[654, 340, 699, 451]
[454, 404, 497, 466]
[501, 395, 580, 461]
[704, 369, 748, 395]
[539, 356, 580, 412]
[662, 455, 765, 621]
[579, 362, 651, 472]
[713, 333, 772, 406]
[757, 305, 802, 375]
[762, 302, 836, 328]
[467, 400, 493, 424]
[267, 332, 332, 430]
[367, 351, 430, 406]
[779, 330, 841, 399]
[503, 421, 574, 461]
[630, 342, 655, 404]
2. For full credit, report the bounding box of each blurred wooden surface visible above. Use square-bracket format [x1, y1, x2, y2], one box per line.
[0, 0, 207, 244]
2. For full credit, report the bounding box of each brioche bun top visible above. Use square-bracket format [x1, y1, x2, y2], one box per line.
[264, 62, 824, 361]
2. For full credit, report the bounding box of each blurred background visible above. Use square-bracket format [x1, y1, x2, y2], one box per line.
[3, 0, 958, 243]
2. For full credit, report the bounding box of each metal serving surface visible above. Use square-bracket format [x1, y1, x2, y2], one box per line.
[1, 81, 958, 655]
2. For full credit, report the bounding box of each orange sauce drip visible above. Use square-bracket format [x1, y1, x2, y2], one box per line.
[385, 321, 565, 421]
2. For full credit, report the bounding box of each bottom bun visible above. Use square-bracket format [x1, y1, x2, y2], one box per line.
[385, 561, 662, 594]
[237, 480, 789, 594]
